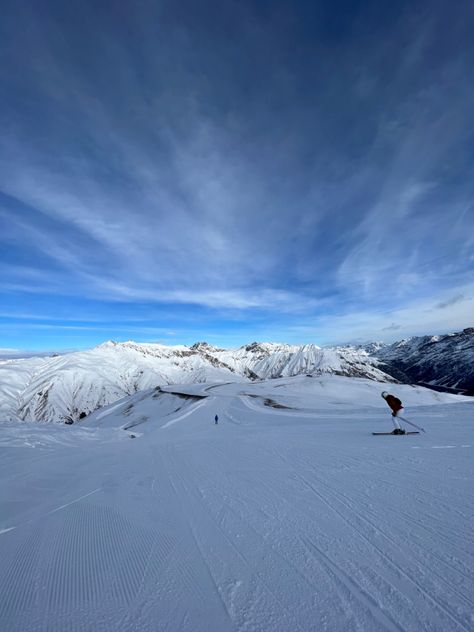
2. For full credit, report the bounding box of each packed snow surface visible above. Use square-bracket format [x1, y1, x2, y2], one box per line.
[1, 376, 473, 632]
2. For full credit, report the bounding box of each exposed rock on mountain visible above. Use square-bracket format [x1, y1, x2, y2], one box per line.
[371, 328, 474, 394]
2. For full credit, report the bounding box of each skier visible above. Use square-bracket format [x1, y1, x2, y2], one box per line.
[381, 391, 405, 434]
[215, 414, 218, 425]
[376, 391, 426, 435]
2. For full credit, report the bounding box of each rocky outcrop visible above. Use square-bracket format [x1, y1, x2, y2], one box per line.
[372, 328, 474, 394]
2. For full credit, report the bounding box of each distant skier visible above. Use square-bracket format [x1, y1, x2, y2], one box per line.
[381, 391, 405, 434]
[215, 414, 218, 425]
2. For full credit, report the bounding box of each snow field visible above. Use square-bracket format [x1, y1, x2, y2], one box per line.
[0, 376, 473, 631]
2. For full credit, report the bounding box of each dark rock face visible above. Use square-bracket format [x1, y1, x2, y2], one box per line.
[190, 342, 224, 352]
[373, 329, 474, 394]
[243, 367, 260, 380]
[244, 342, 262, 352]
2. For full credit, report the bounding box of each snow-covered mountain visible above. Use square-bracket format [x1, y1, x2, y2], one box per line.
[0, 341, 241, 423]
[4, 328, 471, 423]
[208, 341, 389, 381]
[368, 328, 474, 394]
[0, 340, 395, 422]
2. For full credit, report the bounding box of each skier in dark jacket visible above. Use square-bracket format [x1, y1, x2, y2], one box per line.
[215, 414, 218, 425]
[381, 392, 405, 434]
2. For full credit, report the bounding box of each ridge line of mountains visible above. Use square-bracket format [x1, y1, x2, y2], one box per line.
[0, 328, 472, 423]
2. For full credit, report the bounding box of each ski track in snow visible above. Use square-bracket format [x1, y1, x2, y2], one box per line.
[0, 377, 473, 632]
[0, 487, 102, 535]
[161, 397, 209, 429]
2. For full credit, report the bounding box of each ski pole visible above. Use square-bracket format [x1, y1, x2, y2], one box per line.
[397, 415, 426, 433]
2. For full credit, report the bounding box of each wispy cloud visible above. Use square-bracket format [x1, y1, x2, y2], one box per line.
[0, 0, 473, 349]
[381, 323, 402, 332]
[289, 283, 474, 345]
[436, 294, 465, 309]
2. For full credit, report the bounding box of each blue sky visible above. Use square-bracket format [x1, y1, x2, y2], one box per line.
[1, 0, 473, 352]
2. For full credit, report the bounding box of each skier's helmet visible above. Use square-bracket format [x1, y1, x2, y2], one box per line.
[381, 391, 388, 399]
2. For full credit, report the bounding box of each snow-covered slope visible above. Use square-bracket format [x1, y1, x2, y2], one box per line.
[204, 341, 391, 381]
[0, 341, 241, 423]
[249, 344, 390, 380]
[84, 375, 465, 433]
[0, 356, 49, 422]
[205, 341, 300, 377]
[1, 376, 472, 632]
[0, 341, 397, 423]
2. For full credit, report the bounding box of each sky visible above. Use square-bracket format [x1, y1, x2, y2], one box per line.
[1, 0, 473, 352]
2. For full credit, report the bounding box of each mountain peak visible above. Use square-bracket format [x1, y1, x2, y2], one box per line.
[96, 340, 118, 349]
[190, 342, 222, 352]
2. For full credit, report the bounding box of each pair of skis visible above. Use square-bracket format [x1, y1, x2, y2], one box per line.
[372, 430, 419, 436]
[373, 414, 426, 436]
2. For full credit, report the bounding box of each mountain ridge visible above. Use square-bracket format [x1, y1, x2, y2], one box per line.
[0, 340, 392, 422]
[1, 327, 472, 422]
[367, 327, 474, 395]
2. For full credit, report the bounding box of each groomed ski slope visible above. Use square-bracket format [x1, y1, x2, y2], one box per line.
[0, 376, 473, 632]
